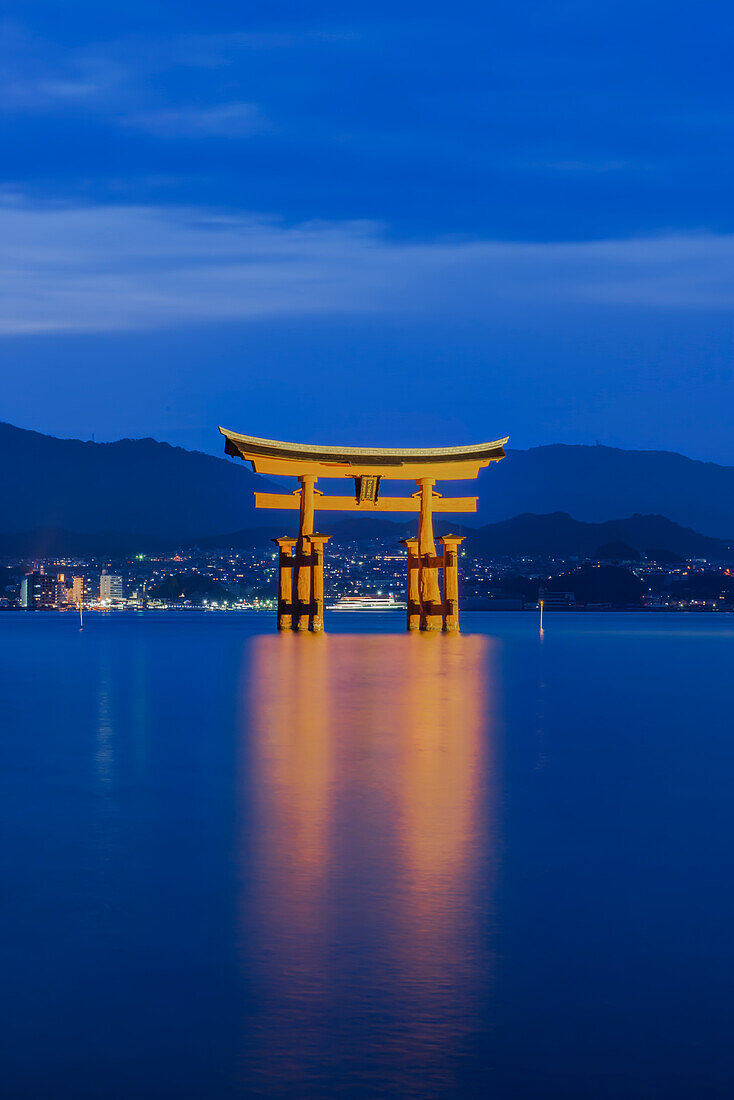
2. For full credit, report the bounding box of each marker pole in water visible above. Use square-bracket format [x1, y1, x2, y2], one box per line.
[539, 598, 544, 634]
[79, 597, 84, 631]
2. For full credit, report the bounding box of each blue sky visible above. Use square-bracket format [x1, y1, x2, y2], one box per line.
[2, 1, 733, 460]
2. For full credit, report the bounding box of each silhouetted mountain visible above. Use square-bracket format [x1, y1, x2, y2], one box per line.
[193, 516, 482, 548]
[0, 520, 412, 558]
[192, 518, 410, 548]
[467, 512, 732, 560]
[645, 547, 684, 564]
[475, 444, 734, 538]
[494, 563, 645, 607]
[0, 422, 276, 541]
[189, 512, 733, 560]
[546, 564, 645, 607]
[1, 511, 730, 562]
[3, 423, 734, 544]
[0, 528, 173, 558]
[0, 519, 416, 558]
[671, 573, 734, 601]
[595, 541, 641, 562]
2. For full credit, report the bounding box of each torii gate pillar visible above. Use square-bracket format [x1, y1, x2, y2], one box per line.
[294, 474, 317, 631]
[309, 534, 329, 633]
[439, 535, 465, 632]
[273, 536, 296, 630]
[417, 477, 443, 631]
[401, 538, 421, 630]
[273, 531, 330, 632]
[401, 532, 465, 632]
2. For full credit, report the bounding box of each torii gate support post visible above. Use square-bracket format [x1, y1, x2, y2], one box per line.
[439, 535, 464, 632]
[401, 537, 421, 630]
[417, 478, 444, 631]
[310, 534, 330, 632]
[295, 474, 317, 631]
[273, 537, 296, 630]
[294, 538, 313, 631]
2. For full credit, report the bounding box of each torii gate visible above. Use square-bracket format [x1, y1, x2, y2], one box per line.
[219, 428, 508, 633]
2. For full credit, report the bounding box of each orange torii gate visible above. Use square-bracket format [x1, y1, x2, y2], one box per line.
[219, 428, 508, 632]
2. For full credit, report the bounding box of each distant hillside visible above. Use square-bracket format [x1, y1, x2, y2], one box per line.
[197, 512, 732, 560]
[1, 512, 730, 561]
[3, 423, 734, 542]
[466, 512, 732, 560]
[0, 528, 172, 558]
[193, 517, 413, 548]
[0, 519, 409, 558]
[476, 444, 734, 538]
[0, 422, 276, 540]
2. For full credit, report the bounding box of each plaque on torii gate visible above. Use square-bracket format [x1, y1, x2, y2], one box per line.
[219, 428, 508, 632]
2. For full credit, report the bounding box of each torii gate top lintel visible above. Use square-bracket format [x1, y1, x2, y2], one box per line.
[219, 427, 508, 481]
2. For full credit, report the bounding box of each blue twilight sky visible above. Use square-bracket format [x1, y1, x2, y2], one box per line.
[1, 1, 734, 460]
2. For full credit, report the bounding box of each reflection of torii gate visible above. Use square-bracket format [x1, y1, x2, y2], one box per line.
[219, 428, 508, 633]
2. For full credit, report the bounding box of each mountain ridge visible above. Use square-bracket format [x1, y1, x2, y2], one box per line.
[0, 421, 277, 540]
[473, 443, 734, 536]
[3, 421, 734, 541]
[1, 512, 730, 562]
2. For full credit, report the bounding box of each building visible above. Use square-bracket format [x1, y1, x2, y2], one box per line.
[55, 579, 68, 606]
[100, 573, 124, 601]
[54, 573, 70, 607]
[71, 576, 86, 606]
[20, 572, 57, 609]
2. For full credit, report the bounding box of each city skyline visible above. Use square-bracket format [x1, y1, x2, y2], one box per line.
[2, 2, 734, 462]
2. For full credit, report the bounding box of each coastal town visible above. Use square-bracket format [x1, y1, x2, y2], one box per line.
[4, 537, 734, 613]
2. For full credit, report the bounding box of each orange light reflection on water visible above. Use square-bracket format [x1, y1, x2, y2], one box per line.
[240, 631, 498, 1096]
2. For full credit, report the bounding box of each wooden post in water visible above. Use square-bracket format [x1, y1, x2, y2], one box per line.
[401, 537, 421, 630]
[295, 475, 317, 632]
[439, 535, 464, 632]
[310, 534, 330, 633]
[294, 539, 312, 631]
[417, 478, 443, 631]
[273, 537, 296, 630]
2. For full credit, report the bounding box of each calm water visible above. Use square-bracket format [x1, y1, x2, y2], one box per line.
[2, 611, 734, 1099]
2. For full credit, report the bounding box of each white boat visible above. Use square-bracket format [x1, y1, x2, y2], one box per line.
[326, 593, 406, 612]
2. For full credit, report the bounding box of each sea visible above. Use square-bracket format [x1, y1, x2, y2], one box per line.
[1, 610, 733, 1099]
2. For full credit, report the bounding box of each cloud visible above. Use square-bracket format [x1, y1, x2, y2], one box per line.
[6, 78, 103, 107]
[0, 21, 354, 120]
[0, 21, 126, 112]
[1, 196, 733, 335]
[124, 101, 267, 137]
